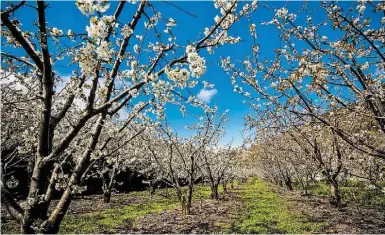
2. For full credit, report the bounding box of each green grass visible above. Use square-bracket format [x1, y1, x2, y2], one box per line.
[60, 192, 179, 233]
[310, 181, 330, 196]
[192, 183, 227, 199]
[226, 178, 324, 234]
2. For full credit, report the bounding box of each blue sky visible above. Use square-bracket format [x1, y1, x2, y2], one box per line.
[2, 1, 380, 146]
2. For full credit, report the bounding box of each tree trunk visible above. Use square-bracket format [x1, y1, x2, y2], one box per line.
[102, 171, 111, 203]
[222, 180, 228, 193]
[149, 186, 155, 200]
[102, 163, 117, 204]
[302, 179, 310, 196]
[285, 176, 293, 190]
[21, 158, 52, 234]
[39, 188, 73, 234]
[186, 183, 193, 214]
[21, 202, 52, 233]
[328, 179, 342, 208]
[104, 191, 111, 203]
[174, 186, 182, 201]
[210, 183, 219, 200]
[36, 113, 105, 233]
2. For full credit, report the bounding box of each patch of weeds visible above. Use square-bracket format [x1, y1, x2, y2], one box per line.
[226, 179, 325, 234]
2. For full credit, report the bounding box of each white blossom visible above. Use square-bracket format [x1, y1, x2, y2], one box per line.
[276, 8, 288, 19]
[166, 18, 177, 27]
[321, 36, 327, 42]
[76, 0, 110, 16]
[96, 40, 112, 59]
[86, 18, 107, 39]
[134, 44, 140, 54]
[121, 24, 133, 38]
[51, 27, 63, 36]
[357, 5, 366, 14]
[186, 45, 206, 78]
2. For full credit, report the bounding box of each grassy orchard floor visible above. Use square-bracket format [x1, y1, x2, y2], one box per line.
[2, 179, 384, 233]
[60, 193, 179, 233]
[61, 179, 326, 233]
[225, 179, 324, 233]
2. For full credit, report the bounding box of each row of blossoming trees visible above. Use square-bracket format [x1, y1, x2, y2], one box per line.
[221, 1, 385, 208]
[1, 0, 257, 233]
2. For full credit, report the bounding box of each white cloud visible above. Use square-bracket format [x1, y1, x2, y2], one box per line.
[117, 108, 129, 121]
[197, 88, 218, 103]
[55, 75, 72, 93]
[374, 68, 383, 76]
[1, 72, 28, 93]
